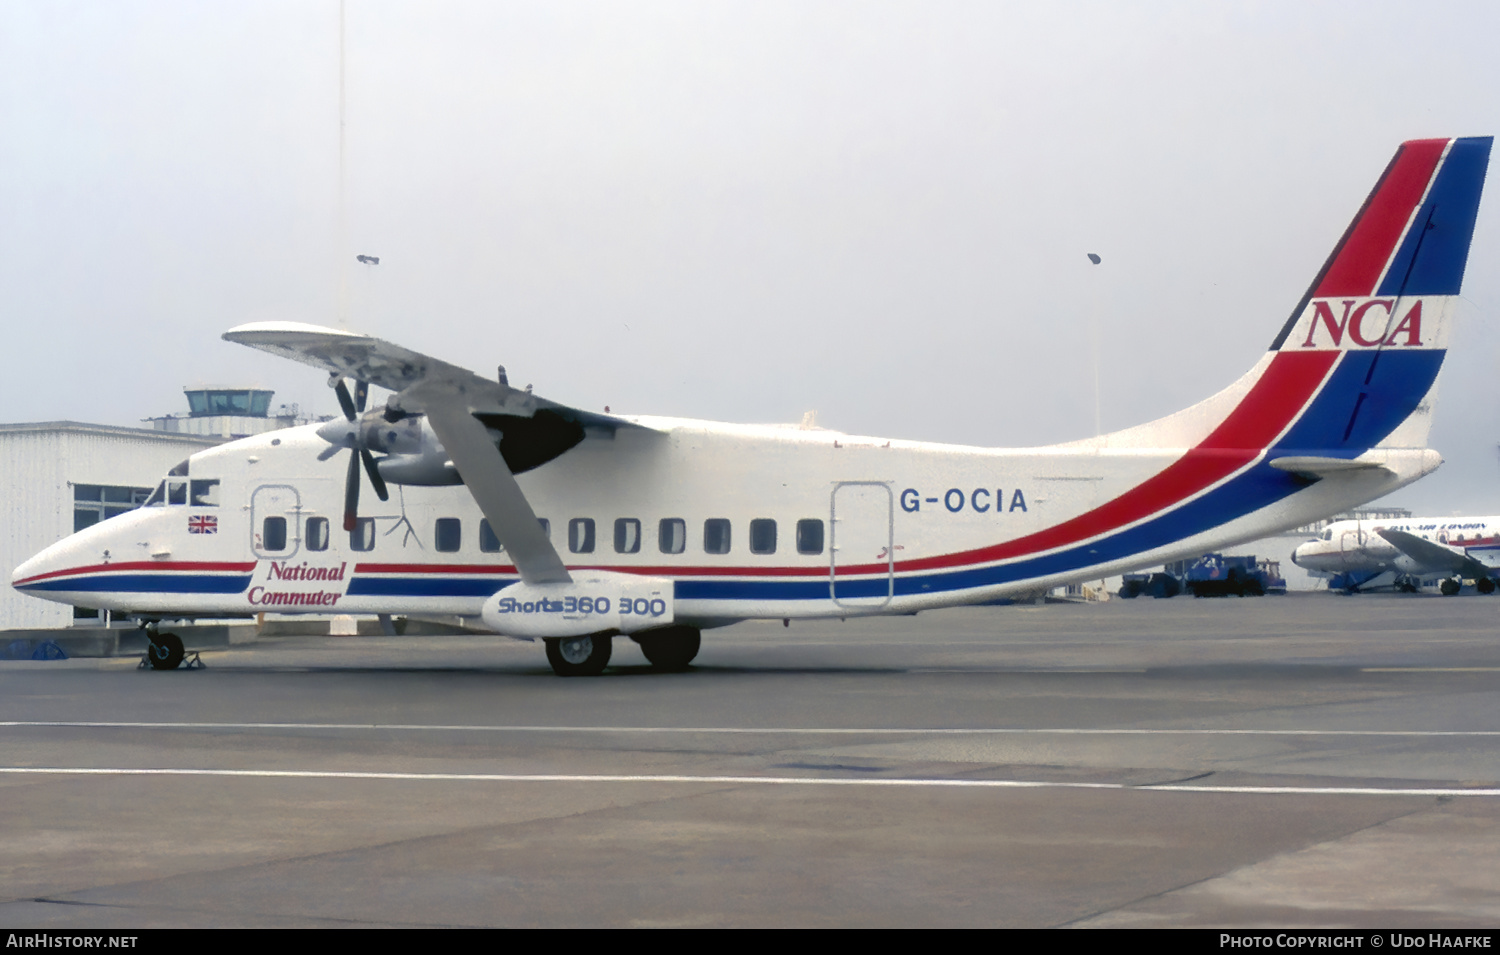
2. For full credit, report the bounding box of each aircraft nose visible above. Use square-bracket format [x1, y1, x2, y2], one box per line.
[1290, 544, 1308, 568]
[11, 539, 66, 592]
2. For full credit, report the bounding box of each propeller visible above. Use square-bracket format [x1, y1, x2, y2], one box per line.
[315, 377, 389, 531]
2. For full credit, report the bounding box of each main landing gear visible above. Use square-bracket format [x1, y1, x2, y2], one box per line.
[632, 626, 701, 672]
[137, 623, 202, 671]
[543, 626, 703, 676]
[1442, 577, 1498, 595]
[545, 634, 613, 677]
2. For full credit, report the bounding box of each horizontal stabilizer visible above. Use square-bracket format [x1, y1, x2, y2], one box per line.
[1266, 456, 1392, 480]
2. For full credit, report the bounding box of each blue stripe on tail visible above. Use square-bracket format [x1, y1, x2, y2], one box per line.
[1378, 136, 1493, 297]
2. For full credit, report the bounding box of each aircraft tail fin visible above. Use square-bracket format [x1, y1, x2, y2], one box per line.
[1100, 136, 1490, 458]
[1263, 136, 1492, 455]
[1270, 137, 1492, 353]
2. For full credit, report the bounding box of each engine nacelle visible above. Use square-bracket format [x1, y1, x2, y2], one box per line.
[480, 571, 674, 638]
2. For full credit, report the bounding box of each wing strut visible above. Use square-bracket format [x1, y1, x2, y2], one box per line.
[421, 398, 572, 585]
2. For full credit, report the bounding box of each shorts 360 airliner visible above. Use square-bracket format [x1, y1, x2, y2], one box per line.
[12, 137, 1493, 675]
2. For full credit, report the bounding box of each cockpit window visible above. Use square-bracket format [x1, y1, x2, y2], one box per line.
[190, 479, 220, 507]
[167, 480, 187, 506]
[145, 482, 166, 507]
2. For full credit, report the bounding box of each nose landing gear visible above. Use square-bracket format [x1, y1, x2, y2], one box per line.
[137, 623, 203, 670]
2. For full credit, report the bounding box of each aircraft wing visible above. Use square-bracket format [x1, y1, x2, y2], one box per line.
[223, 321, 640, 586]
[1376, 529, 1494, 580]
[222, 321, 641, 432]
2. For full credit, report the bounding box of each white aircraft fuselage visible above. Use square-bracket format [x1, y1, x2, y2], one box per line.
[10, 135, 1495, 673]
[14, 413, 1442, 625]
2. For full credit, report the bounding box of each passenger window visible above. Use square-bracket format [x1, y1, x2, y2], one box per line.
[749, 519, 777, 555]
[569, 518, 595, 554]
[167, 480, 187, 506]
[262, 516, 287, 551]
[614, 518, 641, 554]
[704, 518, 731, 555]
[796, 519, 825, 555]
[350, 517, 375, 552]
[659, 518, 686, 554]
[189, 479, 220, 506]
[306, 517, 330, 552]
[435, 518, 461, 553]
[480, 519, 502, 553]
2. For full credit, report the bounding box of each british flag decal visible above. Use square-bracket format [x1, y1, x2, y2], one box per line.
[188, 515, 218, 534]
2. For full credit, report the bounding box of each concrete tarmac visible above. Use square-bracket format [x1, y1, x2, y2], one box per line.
[0, 593, 1497, 928]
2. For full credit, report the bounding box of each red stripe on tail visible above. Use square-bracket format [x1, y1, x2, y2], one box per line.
[1314, 139, 1446, 297]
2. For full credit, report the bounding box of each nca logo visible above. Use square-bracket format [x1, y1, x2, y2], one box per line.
[1300, 298, 1423, 348]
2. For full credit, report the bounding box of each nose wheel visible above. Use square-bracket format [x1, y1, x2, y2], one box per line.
[137, 625, 203, 670]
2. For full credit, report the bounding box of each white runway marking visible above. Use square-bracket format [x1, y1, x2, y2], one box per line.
[1361, 667, 1500, 672]
[2, 721, 1499, 737]
[0, 765, 1496, 797]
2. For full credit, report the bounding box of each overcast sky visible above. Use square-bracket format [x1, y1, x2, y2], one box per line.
[2, 1, 1497, 514]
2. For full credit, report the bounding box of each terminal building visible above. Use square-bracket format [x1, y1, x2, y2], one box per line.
[0, 389, 308, 629]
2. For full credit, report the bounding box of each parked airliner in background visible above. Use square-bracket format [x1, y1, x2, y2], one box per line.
[12, 137, 1494, 675]
[1293, 516, 1500, 594]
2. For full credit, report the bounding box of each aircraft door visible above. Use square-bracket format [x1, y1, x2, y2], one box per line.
[830, 482, 894, 609]
[251, 484, 302, 559]
[1339, 525, 1363, 568]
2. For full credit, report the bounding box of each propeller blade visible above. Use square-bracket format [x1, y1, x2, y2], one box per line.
[316, 444, 343, 462]
[360, 447, 389, 501]
[343, 451, 362, 532]
[354, 379, 369, 414]
[333, 378, 358, 422]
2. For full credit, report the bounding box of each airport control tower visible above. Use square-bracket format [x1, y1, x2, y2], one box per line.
[142, 387, 308, 439]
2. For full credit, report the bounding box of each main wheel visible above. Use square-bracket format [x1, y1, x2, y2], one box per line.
[545, 634, 612, 676]
[148, 631, 185, 670]
[1478, 577, 1496, 595]
[634, 626, 701, 671]
[1440, 578, 1462, 596]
